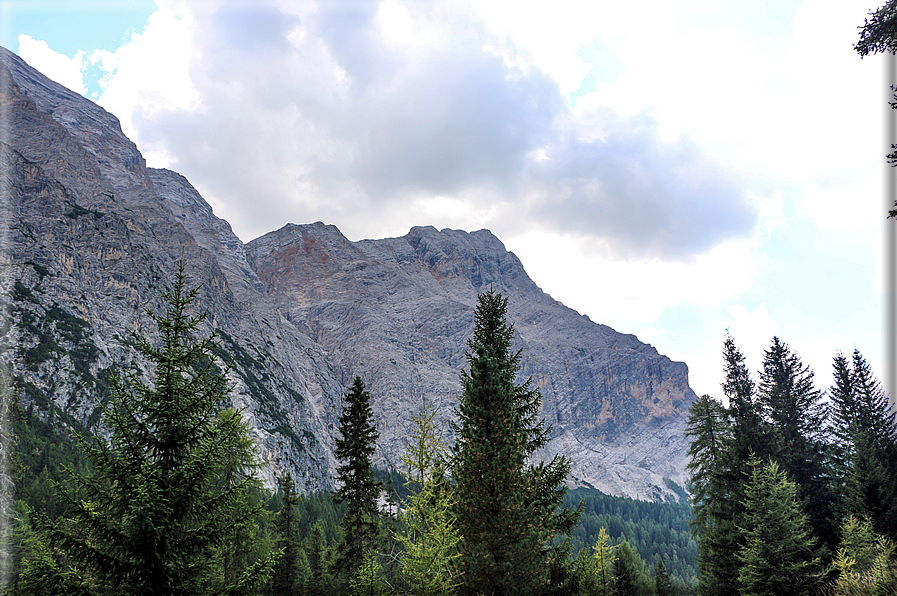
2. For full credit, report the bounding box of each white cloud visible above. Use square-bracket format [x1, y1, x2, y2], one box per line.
[17, 0, 881, 403]
[506, 229, 761, 333]
[725, 303, 778, 376]
[17, 35, 86, 94]
[71, 0, 760, 258]
[91, 0, 199, 157]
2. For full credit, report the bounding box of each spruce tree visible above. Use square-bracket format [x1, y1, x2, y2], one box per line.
[334, 376, 382, 579]
[757, 337, 833, 547]
[736, 459, 821, 596]
[722, 334, 770, 474]
[654, 557, 675, 596]
[305, 522, 331, 596]
[716, 334, 771, 596]
[611, 541, 651, 596]
[685, 393, 734, 596]
[451, 288, 578, 596]
[829, 349, 897, 538]
[37, 261, 276, 595]
[271, 472, 303, 596]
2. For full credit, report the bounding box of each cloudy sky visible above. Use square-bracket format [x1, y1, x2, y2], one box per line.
[2, 0, 891, 400]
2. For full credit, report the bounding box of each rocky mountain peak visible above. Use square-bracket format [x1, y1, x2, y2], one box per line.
[2, 45, 697, 501]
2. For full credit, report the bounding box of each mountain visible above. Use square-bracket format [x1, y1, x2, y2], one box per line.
[0, 46, 696, 501]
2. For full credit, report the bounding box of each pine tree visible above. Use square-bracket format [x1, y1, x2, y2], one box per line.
[451, 288, 578, 596]
[35, 261, 276, 595]
[334, 376, 382, 579]
[271, 472, 303, 596]
[736, 459, 821, 596]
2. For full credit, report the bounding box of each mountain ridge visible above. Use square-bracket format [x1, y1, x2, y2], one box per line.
[1, 46, 696, 501]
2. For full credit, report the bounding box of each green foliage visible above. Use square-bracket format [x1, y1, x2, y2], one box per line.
[612, 540, 652, 596]
[394, 395, 459, 596]
[305, 522, 334, 596]
[827, 516, 897, 595]
[685, 392, 734, 595]
[348, 552, 388, 596]
[10, 402, 89, 520]
[855, 0, 897, 214]
[654, 558, 675, 596]
[592, 527, 616, 596]
[757, 337, 833, 547]
[451, 288, 578, 596]
[828, 350, 897, 538]
[835, 516, 879, 574]
[334, 376, 382, 579]
[736, 459, 821, 596]
[565, 488, 697, 589]
[270, 473, 304, 596]
[18, 262, 277, 595]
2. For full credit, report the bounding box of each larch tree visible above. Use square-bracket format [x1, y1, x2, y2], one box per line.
[394, 394, 459, 596]
[592, 527, 616, 596]
[37, 261, 276, 595]
[334, 376, 382, 580]
[451, 288, 578, 596]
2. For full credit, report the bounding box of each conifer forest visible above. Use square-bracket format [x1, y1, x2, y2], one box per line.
[5, 3, 897, 593]
[3, 257, 896, 596]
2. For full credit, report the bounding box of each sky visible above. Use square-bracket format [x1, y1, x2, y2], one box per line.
[2, 0, 892, 402]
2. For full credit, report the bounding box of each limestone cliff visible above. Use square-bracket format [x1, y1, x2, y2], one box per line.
[0, 46, 695, 501]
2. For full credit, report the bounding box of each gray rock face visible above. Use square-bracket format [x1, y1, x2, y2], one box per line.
[247, 223, 696, 499]
[1, 46, 696, 500]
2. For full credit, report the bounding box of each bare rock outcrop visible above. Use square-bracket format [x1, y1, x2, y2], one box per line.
[2, 46, 695, 500]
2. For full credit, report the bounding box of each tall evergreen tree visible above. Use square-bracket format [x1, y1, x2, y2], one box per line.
[271, 472, 303, 596]
[35, 262, 276, 595]
[611, 540, 651, 596]
[654, 557, 675, 596]
[691, 334, 770, 596]
[736, 459, 821, 596]
[757, 337, 833, 546]
[829, 349, 897, 538]
[334, 376, 382, 579]
[722, 334, 770, 474]
[305, 522, 331, 596]
[685, 393, 733, 596]
[451, 289, 578, 596]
